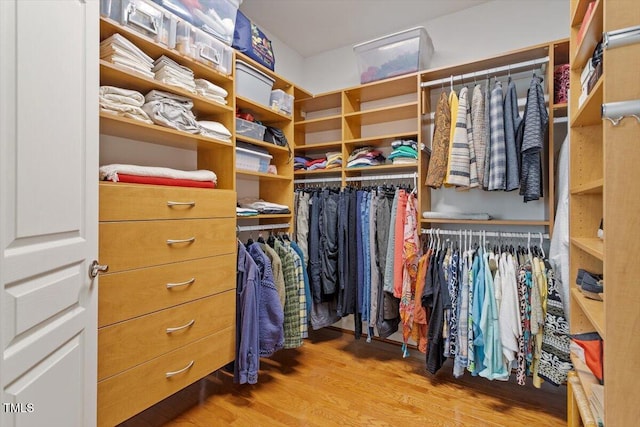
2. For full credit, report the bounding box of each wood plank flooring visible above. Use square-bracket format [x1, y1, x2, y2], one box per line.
[119, 328, 566, 427]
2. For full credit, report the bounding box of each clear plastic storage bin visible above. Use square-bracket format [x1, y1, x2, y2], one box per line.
[269, 89, 293, 116]
[235, 118, 267, 141]
[354, 27, 434, 84]
[235, 146, 272, 173]
[101, 0, 176, 48]
[176, 22, 232, 75]
[235, 60, 276, 107]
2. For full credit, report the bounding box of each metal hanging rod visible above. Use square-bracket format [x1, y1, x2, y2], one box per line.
[421, 228, 550, 240]
[237, 223, 290, 233]
[294, 176, 342, 184]
[344, 172, 418, 183]
[601, 99, 640, 126]
[604, 24, 640, 50]
[421, 56, 549, 89]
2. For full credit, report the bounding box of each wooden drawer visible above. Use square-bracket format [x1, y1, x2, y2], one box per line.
[99, 183, 235, 221]
[98, 289, 235, 381]
[97, 326, 235, 427]
[99, 254, 235, 327]
[99, 218, 235, 273]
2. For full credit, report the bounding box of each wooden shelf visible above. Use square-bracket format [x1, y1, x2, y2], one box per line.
[295, 91, 342, 113]
[344, 163, 417, 174]
[571, 78, 604, 127]
[236, 96, 292, 124]
[294, 141, 342, 153]
[421, 218, 550, 226]
[100, 60, 233, 118]
[100, 17, 232, 86]
[343, 73, 418, 103]
[571, 287, 605, 338]
[572, 0, 603, 70]
[343, 102, 418, 126]
[572, 0, 596, 26]
[571, 237, 604, 260]
[344, 131, 419, 147]
[552, 103, 568, 117]
[235, 135, 290, 154]
[236, 170, 290, 181]
[294, 115, 342, 133]
[293, 169, 342, 176]
[571, 178, 604, 195]
[99, 113, 231, 150]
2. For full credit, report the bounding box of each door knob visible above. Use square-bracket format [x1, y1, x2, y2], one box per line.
[89, 260, 109, 279]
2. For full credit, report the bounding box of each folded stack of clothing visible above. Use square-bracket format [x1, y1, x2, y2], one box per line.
[237, 207, 259, 217]
[306, 158, 327, 171]
[142, 90, 200, 134]
[152, 55, 196, 93]
[388, 139, 418, 165]
[347, 146, 386, 168]
[325, 151, 342, 169]
[100, 34, 154, 78]
[99, 86, 152, 124]
[238, 197, 291, 214]
[99, 164, 217, 188]
[294, 156, 310, 171]
[194, 78, 228, 105]
[197, 120, 231, 142]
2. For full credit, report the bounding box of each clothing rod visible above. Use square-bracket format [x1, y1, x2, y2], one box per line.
[421, 228, 549, 240]
[601, 99, 640, 126]
[344, 172, 418, 182]
[237, 223, 290, 232]
[604, 24, 640, 50]
[294, 177, 343, 184]
[420, 56, 549, 89]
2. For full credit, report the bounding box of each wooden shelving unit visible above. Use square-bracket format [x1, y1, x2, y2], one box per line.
[568, 1, 640, 425]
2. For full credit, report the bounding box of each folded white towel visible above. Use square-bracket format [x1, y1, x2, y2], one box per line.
[100, 164, 217, 183]
[99, 86, 146, 106]
[194, 78, 228, 98]
[100, 34, 153, 65]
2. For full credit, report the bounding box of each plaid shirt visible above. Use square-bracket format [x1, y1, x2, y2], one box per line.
[274, 240, 302, 349]
[487, 81, 507, 190]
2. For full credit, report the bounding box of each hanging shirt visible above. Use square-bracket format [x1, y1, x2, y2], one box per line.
[444, 90, 459, 186]
[445, 87, 472, 187]
[503, 78, 522, 191]
[400, 193, 420, 350]
[487, 81, 507, 190]
[235, 242, 260, 384]
[471, 84, 487, 186]
[520, 74, 548, 202]
[426, 92, 452, 188]
[499, 252, 522, 367]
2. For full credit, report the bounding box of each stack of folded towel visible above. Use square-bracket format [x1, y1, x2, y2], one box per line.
[153, 55, 196, 93]
[325, 151, 342, 169]
[197, 120, 232, 142]
[99, 86, 152, 124]
[100, 34, 154, 78]
[388, 139, 418, 165]
[195, 79, 228, 105]
[142, 90, 200, 134]
[347, 146, 386, 168]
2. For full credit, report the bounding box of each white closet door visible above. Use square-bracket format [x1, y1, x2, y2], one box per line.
[0, 1, 98, 426]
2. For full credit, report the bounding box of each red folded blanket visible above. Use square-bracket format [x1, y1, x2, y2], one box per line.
[115, 174, 216, 188]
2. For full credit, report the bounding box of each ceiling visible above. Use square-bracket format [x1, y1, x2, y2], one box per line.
[239, 0, 490, 58]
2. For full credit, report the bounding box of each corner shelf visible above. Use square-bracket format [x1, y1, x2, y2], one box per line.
[235, 135, 290, 154]
[571, 77, 604, 127]
[343, 102, 419, 125]
[571, 287, 605, 338]
[236, 170, 290, 181]
[571, 237, 604, 260]
[421, 218, 550, 226]
[294, 115, 342, 132]
[344, 131, 419, 148]
[571, 0, 603, 71]
[571, 178, 604, 195]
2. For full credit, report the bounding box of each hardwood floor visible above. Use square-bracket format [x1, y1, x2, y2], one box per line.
[119, 328, 567, 427]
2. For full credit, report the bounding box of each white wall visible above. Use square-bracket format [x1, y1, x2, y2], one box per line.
[301, 0, 570, 94]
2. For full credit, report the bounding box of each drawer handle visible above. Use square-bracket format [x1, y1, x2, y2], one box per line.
[165, 360, 194, 378]
[166, 277, 196, 289]
[167, 201, 196, 207]
[166, 319, 195, 334]
[166, 237, 196, 245]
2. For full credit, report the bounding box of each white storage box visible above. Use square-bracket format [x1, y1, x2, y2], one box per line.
[176, 22, 232, 75]
[269, 89, 293, 116]
[354, 27, 434, 84]
[236, 118, 266, 141]
[236, 60, 275, 107]
[101, 0, 176, 48]
[236, 146, 272, 173]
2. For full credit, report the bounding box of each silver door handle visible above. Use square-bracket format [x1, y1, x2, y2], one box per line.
[166, 277, 195, 289]
[166, 319, 195, 334]
[166, 237, 196, 245]
[165, 360, 194, 378]
[89, 260, 109, 279]
[167, 201, 196, 207]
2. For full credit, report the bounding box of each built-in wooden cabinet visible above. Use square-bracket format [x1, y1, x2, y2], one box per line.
[567, 0, 640, 425]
